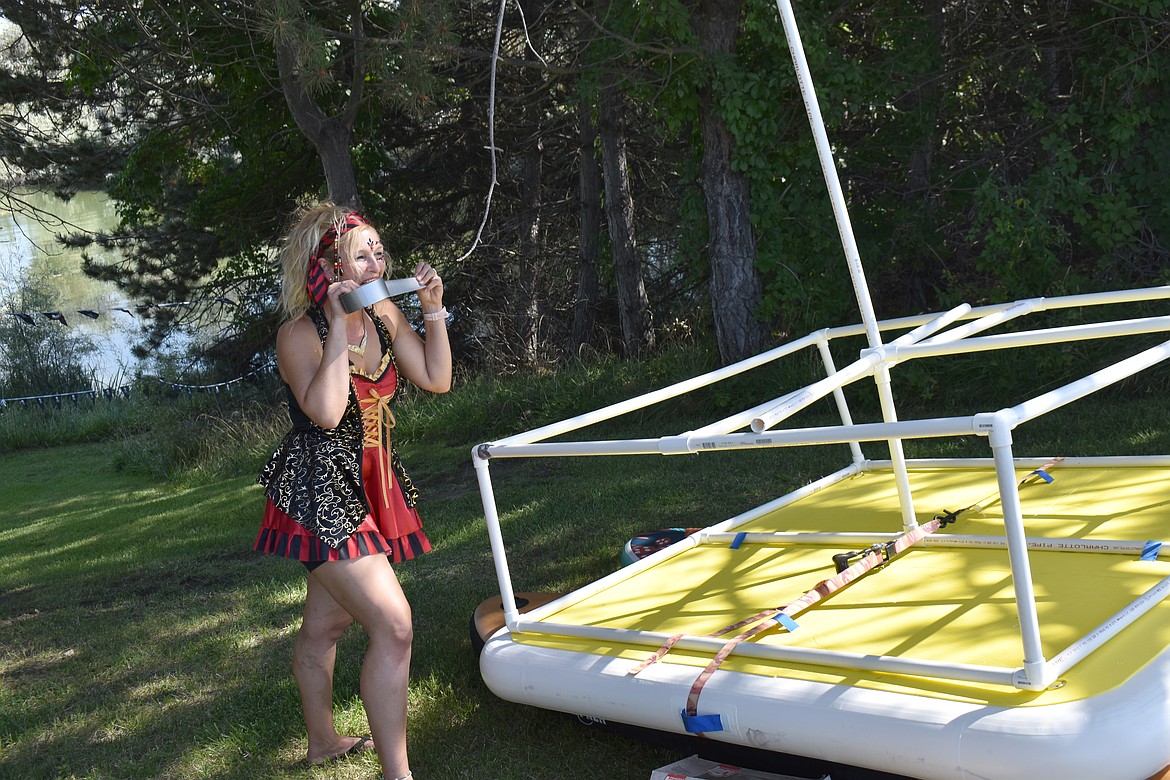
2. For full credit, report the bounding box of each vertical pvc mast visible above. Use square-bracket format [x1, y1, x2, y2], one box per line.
[774, 0, 880, 347]
[773, 0, 917, 528]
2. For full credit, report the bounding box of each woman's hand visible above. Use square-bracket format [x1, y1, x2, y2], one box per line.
[383, 260, 451, 394]
[413, 261, 444, 312]
[324, 275, 362, 326]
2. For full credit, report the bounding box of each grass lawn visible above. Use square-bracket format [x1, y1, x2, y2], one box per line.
[0, 434, 704, 780]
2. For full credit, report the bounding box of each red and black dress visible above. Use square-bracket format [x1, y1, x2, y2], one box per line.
[255, 307, 431, 569]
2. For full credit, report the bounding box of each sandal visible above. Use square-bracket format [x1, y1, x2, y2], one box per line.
[307, 735, 373, 766]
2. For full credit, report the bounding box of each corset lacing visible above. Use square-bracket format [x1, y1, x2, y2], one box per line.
[359, 387, 396, 508]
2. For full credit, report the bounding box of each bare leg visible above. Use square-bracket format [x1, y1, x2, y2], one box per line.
[312, 555, 413, 779]
[295, 571, 371, 764]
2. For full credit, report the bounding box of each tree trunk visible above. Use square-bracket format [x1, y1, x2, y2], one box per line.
[599, 77, 653, 358]
[272, 6, 365, 210]
[693, 0, 768, 364]
[313, 125, 361, 210]
[571, 94, 603, 354]
[905, 4, 945, 198]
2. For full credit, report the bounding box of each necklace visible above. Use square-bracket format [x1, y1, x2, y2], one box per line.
[348, 329, 368, 358]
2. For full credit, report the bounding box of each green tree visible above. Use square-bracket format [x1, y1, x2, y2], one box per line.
[3, 0, 1168, 378]
[0, 0, 458, 361]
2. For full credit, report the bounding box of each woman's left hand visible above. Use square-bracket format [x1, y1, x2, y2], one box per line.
[414, 261, 444, 312]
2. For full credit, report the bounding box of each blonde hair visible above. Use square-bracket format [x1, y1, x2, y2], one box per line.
[275, 202, 387, 323]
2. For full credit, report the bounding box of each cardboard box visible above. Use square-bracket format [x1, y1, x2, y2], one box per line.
[650, 755, 830, 780]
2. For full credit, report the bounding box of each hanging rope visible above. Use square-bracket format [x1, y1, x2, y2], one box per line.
[0, 385, 133, 409]
[453, 0, 507, 263]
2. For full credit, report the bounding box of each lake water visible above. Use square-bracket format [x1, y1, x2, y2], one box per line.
[1, 189, 143, 387]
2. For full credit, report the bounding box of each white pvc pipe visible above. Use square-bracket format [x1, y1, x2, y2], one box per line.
[701, 532, 1169, 558]
[488, 330, 826, 448]
[873, 362, 919, 530]
[1044, 574, 1170, 679]
[773, 0, 921, 531]
[921, 298, 1041, 345]
[1010, 339, 1170, 424]
[473, 451, 522, 628]
[482, 416, 977, 461]
[818, 285, 1170, 344]
[816, 339, 864, 464]
[686, 415, 979, 454]
[890, 303, 973, 347]
[891, 315, 1170, 361]
[1043, 285, 1170, 306]
[480, 438, 663, 459]
[773, 0, 880, 349]
[984, 414, 1048, 689]
[867, 455, 1170, 469]
[688, 330, 833, 436]
[750, 305, 971, 434]
[749, 350, 881, 433]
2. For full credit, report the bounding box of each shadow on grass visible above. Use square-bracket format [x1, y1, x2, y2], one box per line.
[0, 442, 701, 779]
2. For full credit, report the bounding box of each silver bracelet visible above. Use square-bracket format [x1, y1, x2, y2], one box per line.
[422, 307, 447, 322]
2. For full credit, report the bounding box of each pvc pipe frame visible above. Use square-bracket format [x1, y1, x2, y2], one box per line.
[472, 316, 1170, 689]
[477, 335, 1170, 461]
[474, 330, 1170, 686]
[480, 288, 1170, 453]
[701, 532, 1170, 559]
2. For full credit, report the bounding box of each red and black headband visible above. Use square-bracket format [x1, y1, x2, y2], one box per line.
[305, 212, 368, 307]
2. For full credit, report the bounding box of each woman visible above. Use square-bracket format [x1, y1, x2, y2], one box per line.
[255, 202, 450, 780]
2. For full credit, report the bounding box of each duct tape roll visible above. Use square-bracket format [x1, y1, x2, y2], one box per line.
[340, 278, 423, 313]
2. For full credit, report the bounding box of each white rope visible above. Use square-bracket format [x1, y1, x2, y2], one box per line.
[514, 0, 548, 67]
[454, 0, 507, 263]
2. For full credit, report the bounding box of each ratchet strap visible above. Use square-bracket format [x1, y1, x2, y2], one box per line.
[642, 458, 1065, 734]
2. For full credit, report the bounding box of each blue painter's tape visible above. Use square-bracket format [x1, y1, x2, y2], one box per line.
[730, 532, 747, 550]
[680, 711, 724, 733]
[1031, 469, 1054, 483]
[1141, 541, 1162, 561]
[776, 613, 799, 632]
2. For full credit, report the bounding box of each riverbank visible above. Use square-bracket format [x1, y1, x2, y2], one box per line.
[1, 189, 142, 385]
